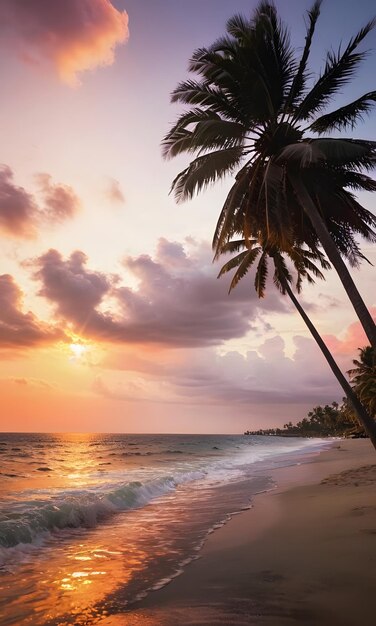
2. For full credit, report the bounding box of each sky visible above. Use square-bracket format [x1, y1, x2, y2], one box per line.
[0, 0, 375, 434]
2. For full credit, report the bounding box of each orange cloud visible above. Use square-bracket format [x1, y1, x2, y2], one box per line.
[0, 0, 129, 86]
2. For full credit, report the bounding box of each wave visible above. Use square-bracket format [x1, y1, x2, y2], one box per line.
[0, 472, 23, 479]
[116, 449, 188, 458]
[0, 471, 205, 558]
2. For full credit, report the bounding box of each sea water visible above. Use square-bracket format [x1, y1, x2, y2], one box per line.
[0, 432, 330, 625]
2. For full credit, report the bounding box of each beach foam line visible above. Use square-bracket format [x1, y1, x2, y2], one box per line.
[0, 470, 205, 559]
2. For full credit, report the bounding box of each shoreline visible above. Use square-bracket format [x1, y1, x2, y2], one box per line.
[117, 439, 376, 626]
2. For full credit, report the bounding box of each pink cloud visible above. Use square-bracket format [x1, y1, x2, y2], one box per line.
[0, 165, 80, 238]
[324, 307, 376, 357]
[0, 0, 129, 85]
[94, 334, 344, 407]
[35, 173, 80, 222]
[0, 165, 38, 238]
[105, 178, 125, 204]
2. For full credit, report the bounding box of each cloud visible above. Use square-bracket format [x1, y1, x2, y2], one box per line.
[31, 239, 288, 347]
[33, 249, 113, 329]
[94, 334, 344, 407]
[105, 178, 125, 204]
[324, 307, 376, 357]
[0, 0, 129, 85]
[35, 173, 80, 222]
[0, 165, 79, 238]
[0, 274, 64, 349]
[92, 374, 164, 404]
[11, 377, 55, 389]
[0, 165, 38, 237]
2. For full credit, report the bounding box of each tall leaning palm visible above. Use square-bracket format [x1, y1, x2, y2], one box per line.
[217, 238, 376, 447]
[163, 0, 376, 348]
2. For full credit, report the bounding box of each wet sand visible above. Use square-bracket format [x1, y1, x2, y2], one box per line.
[120, 439, 376, 626]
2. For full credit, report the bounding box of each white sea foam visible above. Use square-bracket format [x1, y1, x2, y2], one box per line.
[0, 471, 208, 562]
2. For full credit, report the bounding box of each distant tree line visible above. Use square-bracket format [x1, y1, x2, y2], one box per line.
[244, 401, 363, 438]
[245, 347, 375, 438]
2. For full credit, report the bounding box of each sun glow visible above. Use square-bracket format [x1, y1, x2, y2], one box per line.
[70, 343, 87, 359]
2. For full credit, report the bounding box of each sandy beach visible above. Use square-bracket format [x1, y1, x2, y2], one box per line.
[120, 439, 376, 626]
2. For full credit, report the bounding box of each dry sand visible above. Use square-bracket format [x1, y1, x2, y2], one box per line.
[114, 439, 376, 626]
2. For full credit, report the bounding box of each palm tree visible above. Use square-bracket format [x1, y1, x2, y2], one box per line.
[217, 238, 376, 447]
[348, 347, 376, 416]
[163, 1, 376, 348]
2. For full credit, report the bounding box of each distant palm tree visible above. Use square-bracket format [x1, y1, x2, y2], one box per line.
[217, 238, 376, 447]
[348, 347, 376, 416]
[163, 1, 376, 348]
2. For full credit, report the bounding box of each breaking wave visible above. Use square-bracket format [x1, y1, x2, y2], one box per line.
[0, 471, 204, 557]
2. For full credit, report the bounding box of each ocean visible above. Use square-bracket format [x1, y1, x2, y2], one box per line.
[0, 432, 330, 625]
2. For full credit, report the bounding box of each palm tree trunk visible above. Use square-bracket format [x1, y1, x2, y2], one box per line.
[284, 280, 376, 450]
[290, 173, 376, 350]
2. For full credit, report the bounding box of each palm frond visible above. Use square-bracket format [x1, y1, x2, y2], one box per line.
[222, 247, 262, 292]
[284, 0, 322, 112]
[277, 141, 324, 166]
[170, 147, 244, 202]
[216, 238, 258, 256]
[335, 170, 376, 193]
[279, 138, 376, 170]
[254, 250, 268, 296]
[191, 118, 246, 151]
[226, 14, 252, 42]
[212, 163, 252, 254]
[218, 246, 261, 292]
[250, 3, 295, 118]
[163, 115, 246, 160]
[272, 252, 292, 293]
[217, 250, 249, 278]
[294, 18, 376, 120]
[309, 91, 376, 134]
[313, 138, 376, 169]
[170, 80, 238, 119]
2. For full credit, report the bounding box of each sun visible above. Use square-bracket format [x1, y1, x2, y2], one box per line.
[70, 343, 87, 359]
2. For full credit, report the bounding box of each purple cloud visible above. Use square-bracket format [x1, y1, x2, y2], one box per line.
[0, 274, 64, 349]
[96, 335, 344, 408]
[0, 165, 38, 238]
[35, 173, 80, 223]
[31, 239, 288, 347]
[0, 165, 80, 238]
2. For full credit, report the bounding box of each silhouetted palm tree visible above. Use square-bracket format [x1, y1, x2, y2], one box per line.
[163, 1, 376, 347]
[348, 347, 376, 416]
[217, 238, 376, 447]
